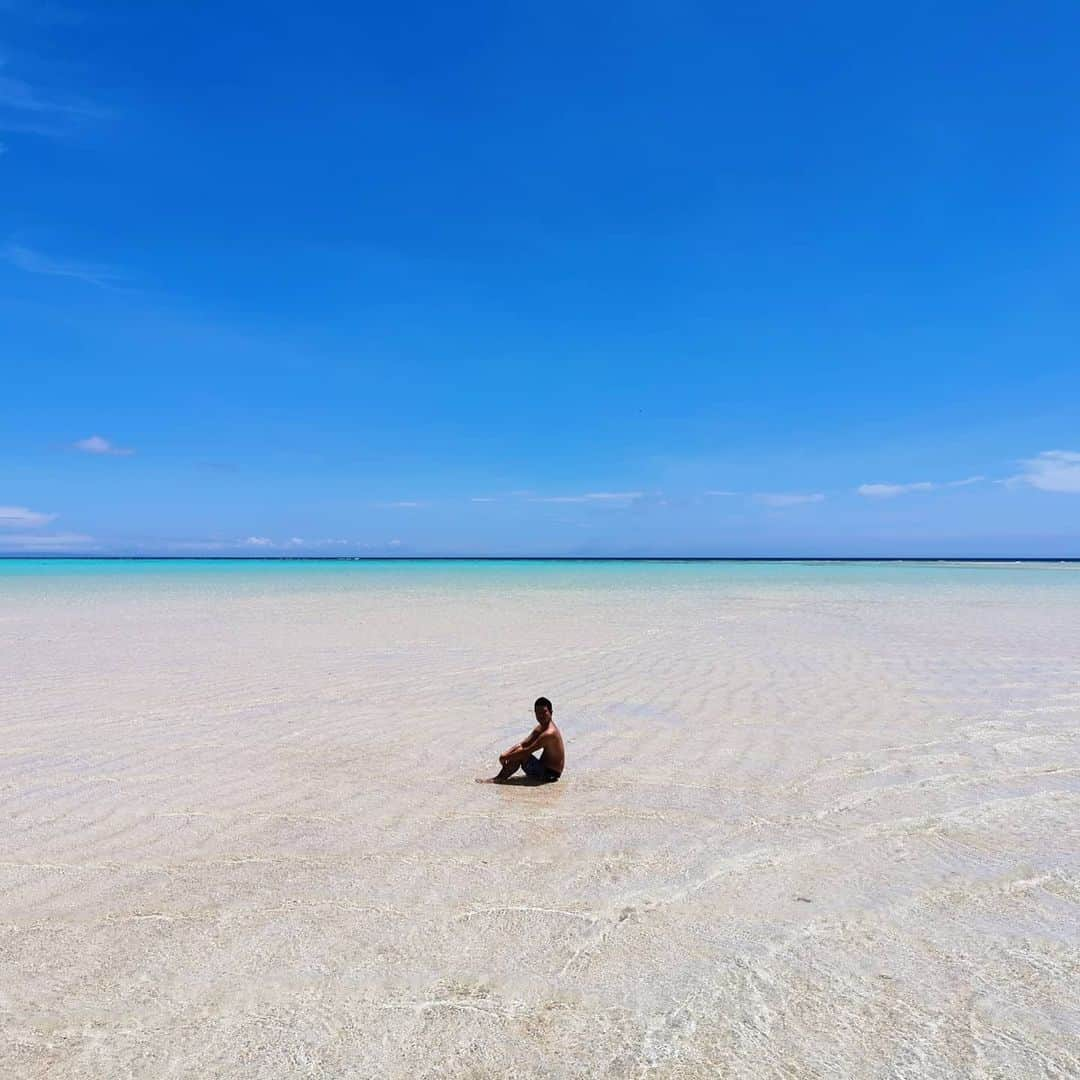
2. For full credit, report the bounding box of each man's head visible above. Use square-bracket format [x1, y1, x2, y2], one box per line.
[534, 696, 553, 724]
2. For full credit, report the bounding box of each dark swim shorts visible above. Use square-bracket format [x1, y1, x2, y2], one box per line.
[521, 754, 561, 783]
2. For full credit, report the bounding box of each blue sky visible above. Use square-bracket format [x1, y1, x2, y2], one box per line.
[2, 1, 1078, 556]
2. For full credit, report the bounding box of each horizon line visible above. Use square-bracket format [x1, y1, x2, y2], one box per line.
[1, 555, 1078, 564]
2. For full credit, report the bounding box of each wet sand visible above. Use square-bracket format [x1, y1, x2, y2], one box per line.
[2, 562, 1079, 1077]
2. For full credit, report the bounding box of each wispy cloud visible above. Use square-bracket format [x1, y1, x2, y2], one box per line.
[164, 536, 400, 553]
[857, 481, 934, 498]
[375, 500, 425, 508]
[530, 491, 645, 504]
[858, 476, 984, 498]
[283, 537, 350, 548]
[4, 244, 121, 286]
[1008, 450, 1080, 494]
[73, 434, 134, 456]
[705, 490, 738, 497]
[0, 57, 104, 137]
[0, 531, 93, 551]
[470, 497, 496, 503]
[753, 492, 825, 507]
[0, 504, 57, 528]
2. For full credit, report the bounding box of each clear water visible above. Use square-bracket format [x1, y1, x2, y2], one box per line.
[3, 556, 1079, 1076]
[2, 556, 1078, 591]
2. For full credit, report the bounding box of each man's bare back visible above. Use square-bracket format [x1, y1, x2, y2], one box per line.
[477, 696, 564, 783]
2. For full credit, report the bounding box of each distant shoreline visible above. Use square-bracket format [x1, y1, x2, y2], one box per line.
[2, 556, 1078, 564]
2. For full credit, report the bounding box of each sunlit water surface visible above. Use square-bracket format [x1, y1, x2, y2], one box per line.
[2, 560, 1078, 1077]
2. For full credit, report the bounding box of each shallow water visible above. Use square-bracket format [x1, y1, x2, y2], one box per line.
[2, 561, 1079, 1077]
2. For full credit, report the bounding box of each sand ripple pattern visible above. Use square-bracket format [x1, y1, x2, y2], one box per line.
[2, 565, 1079, 1077]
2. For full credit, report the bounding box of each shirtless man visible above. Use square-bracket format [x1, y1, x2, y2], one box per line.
[477, 696, 565, 784]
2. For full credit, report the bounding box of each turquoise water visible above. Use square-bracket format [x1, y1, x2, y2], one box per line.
[1, 557, 1078, 593]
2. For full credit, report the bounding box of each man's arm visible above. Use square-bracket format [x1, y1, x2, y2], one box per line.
[518, 727, 550, 754]
[501, 725, 542, 761]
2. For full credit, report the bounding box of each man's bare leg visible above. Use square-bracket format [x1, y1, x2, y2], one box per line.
[476, 749, 528, 783]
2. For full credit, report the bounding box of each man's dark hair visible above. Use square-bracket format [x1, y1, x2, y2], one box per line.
[534, 696, 553, 712]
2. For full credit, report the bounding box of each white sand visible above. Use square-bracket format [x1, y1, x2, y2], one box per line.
[2, 564, 1079, 1077]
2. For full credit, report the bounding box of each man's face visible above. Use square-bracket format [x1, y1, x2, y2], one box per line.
[535, 704, 552, 724]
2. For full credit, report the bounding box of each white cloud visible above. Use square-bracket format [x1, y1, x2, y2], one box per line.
[164, 537, 272, 552]
[705, 490, 738, 496]
[858, 476, 985, 498]
[1009, 451, 1080, 494]
[163, 536, 404, 554]
[167, 536, 363, 552]
[281, 537, 351, 548]
[4, 244, 119, 286]
[0, 531, 93, 551]
[375, 500, 425, 508]
[470, 497, 495, 503]
[857, 481, 934, 498]
[753, 492, 825, 507]
[73, 434, 134, 456]
[531, 491, 645, 504]
[0, 504, 57, 528]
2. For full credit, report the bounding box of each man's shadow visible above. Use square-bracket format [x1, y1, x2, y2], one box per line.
[493, 775, 558, 787]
